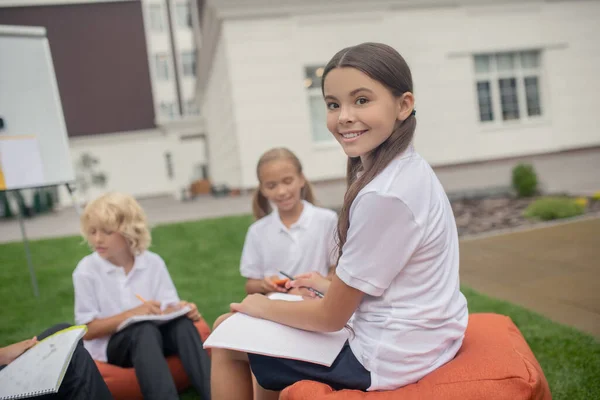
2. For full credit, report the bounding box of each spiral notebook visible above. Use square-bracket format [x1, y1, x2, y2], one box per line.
[203, 293, 349, 367]
[0, 325, 86, 400]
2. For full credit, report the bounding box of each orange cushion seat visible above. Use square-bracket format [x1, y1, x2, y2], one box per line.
[94, 318, 211, 400]
[281, 313, 551, 400]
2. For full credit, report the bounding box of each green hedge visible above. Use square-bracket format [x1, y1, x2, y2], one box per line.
[524, 197, 585, 221]
[512, 163, 538, 197]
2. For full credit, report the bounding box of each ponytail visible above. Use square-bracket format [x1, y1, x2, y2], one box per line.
[346, 157, 362, 188]
[301, 181, 316, 205]
[252, 189, 271, 220]
[337, 116, 416, 260]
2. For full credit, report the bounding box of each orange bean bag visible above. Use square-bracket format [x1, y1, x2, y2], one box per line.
[94, 319, 211, 400]
[281, 313, 551, 400]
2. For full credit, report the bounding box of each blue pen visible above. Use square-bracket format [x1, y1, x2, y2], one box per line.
[279, 271, 325, 298]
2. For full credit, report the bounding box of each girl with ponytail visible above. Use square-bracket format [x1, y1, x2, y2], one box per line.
[241, 147, 338, 295]
[213, 43, 468, 398]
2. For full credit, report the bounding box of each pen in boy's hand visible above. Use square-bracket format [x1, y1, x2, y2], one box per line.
[279, 271, 325, 298]
[135, 294, 163, 315]
[135, 294, 147, 303]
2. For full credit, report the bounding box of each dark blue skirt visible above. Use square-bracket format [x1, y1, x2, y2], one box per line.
[248, 341, 371, 392]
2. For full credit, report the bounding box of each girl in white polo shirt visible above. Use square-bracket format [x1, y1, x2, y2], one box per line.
[240, 147, 338, 295]
[211, 42, 469, 399]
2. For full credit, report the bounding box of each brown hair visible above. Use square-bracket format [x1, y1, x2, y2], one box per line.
[252, 147, 316, 220]
[321, 42, 417, 261]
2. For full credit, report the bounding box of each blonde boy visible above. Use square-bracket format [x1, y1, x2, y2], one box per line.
[72, 192, 210, 400]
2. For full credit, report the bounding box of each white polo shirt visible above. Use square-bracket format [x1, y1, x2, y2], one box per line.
[72, 251, 181, 362]
[337, 145, 469, 391]
[240, 201, 338, 279]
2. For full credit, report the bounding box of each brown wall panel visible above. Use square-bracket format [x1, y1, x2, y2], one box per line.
[0, 1, 156, 136]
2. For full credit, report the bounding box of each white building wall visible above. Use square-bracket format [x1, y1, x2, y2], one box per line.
[543, 2, 600, 149]
[141, 0, 179, 121]
[393, 1, 600, 165]
[216, 0, 600, 189]
[172, 134, 207, 191]
[202, 31, 242, 188]
[169, 0, 198, 104]
[224, 17, 354, 190]
[57, 129, 206, 206]
[142, 0, 201, 121]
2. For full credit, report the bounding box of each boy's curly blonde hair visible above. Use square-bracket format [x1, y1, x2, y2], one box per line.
[80, 192, 151, 255]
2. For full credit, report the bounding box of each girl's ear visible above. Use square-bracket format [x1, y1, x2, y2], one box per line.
[396, 92, 415, 121]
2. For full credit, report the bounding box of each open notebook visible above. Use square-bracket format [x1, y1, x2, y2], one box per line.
[0, 325, 86, 400]
[116, 306, 192, 332]
[203, 293, 349, 367]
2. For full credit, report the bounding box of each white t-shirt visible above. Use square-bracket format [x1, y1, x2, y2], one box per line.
[72, 251, 181, 362]
[337, 145, 469, 391]
[240, 201, 338, 279]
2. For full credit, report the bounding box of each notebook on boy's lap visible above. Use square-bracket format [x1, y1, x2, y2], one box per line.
[0, 326, 86, 400]
[203, 293, 349, 367]
[116, 306, 192, 332]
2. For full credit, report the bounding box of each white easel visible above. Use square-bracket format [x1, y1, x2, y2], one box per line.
[0, 25, 76, 297]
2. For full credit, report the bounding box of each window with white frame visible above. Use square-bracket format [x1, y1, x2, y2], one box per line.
[154, 53, 170, 81]
[185, 99, 200, 116]
[175, 1, 192, 28]
[474, 50, 543, 123]
[159, 101, 178, 119]
[148, 3, 164, 32]
[181, 51, 196, 77]
[305, 66, 334, 143]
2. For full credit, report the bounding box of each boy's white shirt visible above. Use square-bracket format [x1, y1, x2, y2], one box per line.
[240, 200, 338, 279]
[73, 251, 180, 362]
[336, 145, 469, 391]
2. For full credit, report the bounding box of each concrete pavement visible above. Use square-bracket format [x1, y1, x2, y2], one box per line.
[460, 217, 600, 339]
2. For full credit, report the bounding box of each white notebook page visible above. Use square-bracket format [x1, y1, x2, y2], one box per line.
[0, 326, 86, 400]
[203, 293, 348, 367]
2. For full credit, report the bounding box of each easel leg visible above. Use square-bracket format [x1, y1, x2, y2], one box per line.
[14, 191, 39, 297]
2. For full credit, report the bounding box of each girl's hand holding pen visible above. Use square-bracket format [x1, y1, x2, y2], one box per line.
[263, 275, 288, 293]
[285, 272, 330, 298]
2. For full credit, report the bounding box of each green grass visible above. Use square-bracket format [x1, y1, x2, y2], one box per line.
[1, 215, 598, 399]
